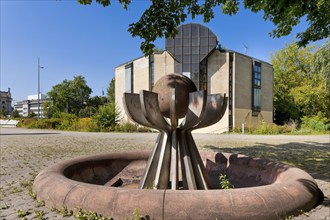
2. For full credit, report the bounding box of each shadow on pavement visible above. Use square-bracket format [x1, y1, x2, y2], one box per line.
[203, 141, 330, 181]
[0, 132, 60, 136]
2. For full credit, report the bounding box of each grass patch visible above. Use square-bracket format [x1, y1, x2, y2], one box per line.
[203, 141, 330, 179]
[234, 118, 329, 135]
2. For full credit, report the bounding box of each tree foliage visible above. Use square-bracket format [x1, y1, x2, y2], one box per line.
[78, 0, 329, 55]
[11, 109, 20, 118]
[44, 75, 92, 117]
[271, 40, 330, 124]
[107, 78, 115, 104]
[93, 102, 120, 129]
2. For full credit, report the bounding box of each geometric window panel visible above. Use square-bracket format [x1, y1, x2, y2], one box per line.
[252, 61, 261, 114]
[125, 63, 133, 93]
[165, 23, 217, 90]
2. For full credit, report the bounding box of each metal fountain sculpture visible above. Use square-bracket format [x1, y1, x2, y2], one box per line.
[33, 72, 322, 219]
[123, 73, 227, 190]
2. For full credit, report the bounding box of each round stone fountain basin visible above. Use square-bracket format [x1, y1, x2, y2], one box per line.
[33, 151, 322, 220]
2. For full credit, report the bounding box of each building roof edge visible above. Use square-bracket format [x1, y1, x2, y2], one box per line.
[115, 51, 165, 69]
[218, 48, 272, 66]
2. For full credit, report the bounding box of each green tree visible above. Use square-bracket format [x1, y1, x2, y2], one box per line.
[28, 112, 36, 118]
[44, 75, 92, 117]
[107, 78, 115, 104]
[88, 96, 108, 108]
[78, 0, 329, 55]
[11, 109, 20, 118]
[271, 41, 329, 124]
[93, 103, 120, 129]
[311, 41, 330, 119]
[0, 108, 6, 117]
[79, 95, 108, 117]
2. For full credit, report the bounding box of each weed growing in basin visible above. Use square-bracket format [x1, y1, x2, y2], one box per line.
[145, 181, 157, 189]
[51, 206, 73, 217]
[28, 186, 37, 200]
[280, 209, 310, 220]
[35, 200, 45, 208]
[16, 209, 31, 219]
[74, 208, 113, 220]
[19, 179, 31, 188]
[10, 186, 23, 193]
[1, 203, 9, 210]
[125, 208, 150, 220]
[34, 210, 46, 220]
[219, 174, 234, 189]
[60, 206, 73, 217]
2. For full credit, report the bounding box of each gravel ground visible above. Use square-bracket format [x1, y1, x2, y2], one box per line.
[0, 127, 329, 220]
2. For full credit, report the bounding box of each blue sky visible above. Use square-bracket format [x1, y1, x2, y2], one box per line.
[0, 1, 319, 103]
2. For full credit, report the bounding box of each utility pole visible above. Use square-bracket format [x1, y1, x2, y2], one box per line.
[38, 58, 44, 118]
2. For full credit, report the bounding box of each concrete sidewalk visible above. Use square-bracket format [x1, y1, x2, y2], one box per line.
[0, 127, 329, 219]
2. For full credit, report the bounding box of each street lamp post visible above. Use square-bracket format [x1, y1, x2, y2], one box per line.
[38, 58, 44, 118]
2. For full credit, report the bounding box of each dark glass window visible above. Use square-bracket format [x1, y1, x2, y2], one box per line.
[182, 24, 190, 37]
[200, 47, 209, 57]
[150, 61, 154, 90]
[125, 63, 133, 93]
[192, 38, 198, 46]
[191, 63, 199, 73]
[252, 62, 261, 115]
[191, 54, 199, 63]
[175, 47, 182, 56]
[191, 25, 198, 37]
[199, 59, 207, 90]
[191, 46, 199, 54]
[165, 23, 218, 90]
[183, 38, 191, 46]
[174, 61, 181, 73]
[183, 55, 190, 63]
[200, 25, 208, 37]
[200, 37, 208, 46]
[209, 37, 217, 45]
[175, 38, 182, 46]
[166, 38, 174, 47]
[182, 63, 190, 72]
[183, 46, 190, 55]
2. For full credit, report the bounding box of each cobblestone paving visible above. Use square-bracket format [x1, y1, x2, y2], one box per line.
[0, 127, 329, 220]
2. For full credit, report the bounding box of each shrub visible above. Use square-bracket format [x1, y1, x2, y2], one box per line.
[300, 112, 330, 132]
[28, 112, 36, 118]
[11, 110, 20, 118]
[55, 113, 79, 130]
[236, 121, 295, 135]
[93, 103, 120, 129]
[256, 121, 295, 134]
[72, 118, 99, 132]
[113, 122, 151, 133]
[26, 118, 61, 129]
[17, 118, 35, 127]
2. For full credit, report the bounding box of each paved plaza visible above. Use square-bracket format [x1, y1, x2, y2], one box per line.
[0, 127, 329, 219]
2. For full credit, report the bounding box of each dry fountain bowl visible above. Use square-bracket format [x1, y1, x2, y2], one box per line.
[33, 151, 323, 220]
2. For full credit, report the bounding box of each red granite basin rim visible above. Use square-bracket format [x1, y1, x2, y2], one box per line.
[33, 151, 322, 220]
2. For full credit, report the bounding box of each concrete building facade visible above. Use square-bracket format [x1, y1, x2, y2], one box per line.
[115, 23, 273, 133]
[14, 93, 47, 118]
[0, 88, 13, 116]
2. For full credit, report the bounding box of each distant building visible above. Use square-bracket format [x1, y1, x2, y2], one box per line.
[115, 23, 273, 133]
[0, 88, 13, 116]
[14, 93, 47, 118]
